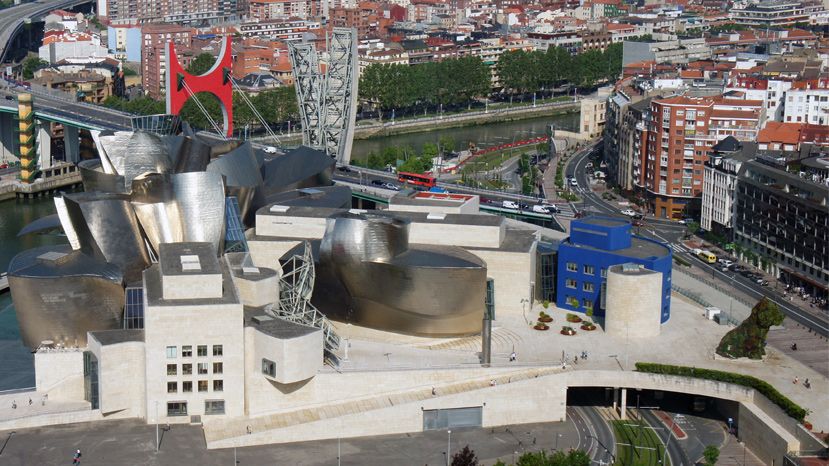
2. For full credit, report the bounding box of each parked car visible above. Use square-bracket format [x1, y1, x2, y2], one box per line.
[718, 259, 734, 268]
[620, 209, 637, 217]
[336, 165, 353, 173]
[502, 200, 519, 210]
[370, 179, 385, 187]
[263, 146, 278, 154]
[569, 178, 578, 187]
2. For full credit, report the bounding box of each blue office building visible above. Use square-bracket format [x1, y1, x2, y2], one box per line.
[556, 216, 672, 323]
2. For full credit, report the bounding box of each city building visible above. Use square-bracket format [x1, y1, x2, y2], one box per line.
[734, 146, 828, 301]
[246, 0, 320, 21]
[579, 87, 610, 138]
[622, 38, 711, 66]
[107, 25, 143, 62]
[700, 136, 753, 237]
[641, 95, 762, 219]
[141, 24, 193, 99]
[730, 0, 821, 27]
[238, 19, 321, 40]
[99, 0, 238, 25]
[39, 32, 109, 65]
[30, 70, 112, 104]
[526, 31, 582, 55]
[555, 217, 672, 323]
[783, 78, 829, 125]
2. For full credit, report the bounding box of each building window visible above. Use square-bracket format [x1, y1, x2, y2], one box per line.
[167, 401, 187, 416]
[583, 282, 594, 292]
[198, 363, 209, 375]
[197, 345, 207, 357]
[167, 382, 177, 393]
[182, 345, 192, 357]
[262, 359, 276, 377]
[213, 380, 224, 392]
[165, 346, 176, 359]
[566, 296, 579, 307]
[212, 345, 223, 357]
[205, 400, 225, 415]
[182, 381, 192, 393]
[566, 262, 577, 272]
[583, 299, 594, 311]
[182, 364, 192, 375]
[565, 278, 577, 289]
[166, 364, 177, 376]
[600, 268, 607, 278]
[583, 265, 595, 275]
[213, 362, 223, 374]
[198, 381, 208, 392]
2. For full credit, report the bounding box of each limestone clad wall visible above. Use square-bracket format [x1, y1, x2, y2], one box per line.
[247, 326, 323, 385]
[468, 248, 535, 316]
[408, 222, 503, 249]
[34, 350, 84, 402]
[604, 267, 662, 338]
[247, 239, 302, 271]
[88, 337, 146, 417]
[255, 214, 327, 239]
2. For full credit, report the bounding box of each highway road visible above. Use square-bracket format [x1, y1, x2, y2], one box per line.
[1, 85, 132, 131]
[0, 0, 95, 64]
[568, 406, 615, 465]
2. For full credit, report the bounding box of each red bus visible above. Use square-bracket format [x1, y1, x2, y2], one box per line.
[398, 172, 436, 188]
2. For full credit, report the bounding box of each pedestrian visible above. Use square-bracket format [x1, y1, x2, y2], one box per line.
[11, 400, 16, 409]
[793, 376, 799, 384]
[72, 449, 82, 465]
[490, 379, 497, 387]
[509, 351, 517, 362]
[28, 398, 32, 406]
[804, 378, 810, 389]
[431, 387, 437, 396]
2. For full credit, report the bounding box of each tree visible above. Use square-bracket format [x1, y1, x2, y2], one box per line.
[439, 136, 456, 154]
[187, 53, 218, 76]
[22, 56, 48, 79]
[703, 445, 720, 466]
[451, 445, 479, 466]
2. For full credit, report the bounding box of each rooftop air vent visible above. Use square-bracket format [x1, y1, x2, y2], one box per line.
[269, 205, 290, 213]
[180, 254, 201, 271]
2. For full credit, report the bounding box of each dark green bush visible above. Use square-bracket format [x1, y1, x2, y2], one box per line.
[635, 362, 806, 422]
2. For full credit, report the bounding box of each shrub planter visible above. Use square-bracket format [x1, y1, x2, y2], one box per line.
[538, 312, 553, 323]
[534, 323, 550, 331]
[566, 313, 582, 324]
[581, 322, 597, 331]
[560, 326, 576, 336]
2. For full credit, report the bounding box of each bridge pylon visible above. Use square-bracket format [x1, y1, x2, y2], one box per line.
[16, 93, 37, 183]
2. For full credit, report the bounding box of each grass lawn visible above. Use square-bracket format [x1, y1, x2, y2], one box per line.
[611, 420, 670, 466]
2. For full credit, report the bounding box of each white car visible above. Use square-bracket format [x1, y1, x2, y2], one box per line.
[569, 178, 578, 186]
[502, 201, 519, 210]
[263, 146, 278, 154]
[620, 209, 637, 217]
[532, 205, 552, 214]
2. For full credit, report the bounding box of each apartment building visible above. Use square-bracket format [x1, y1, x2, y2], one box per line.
[700, 136, 751, 236]
[141, 24, 193, 99]
[526, 31, 582, 55]
[622, 38, 711, 66]
[734, 148, 828, 299]
[783, 78, 829, 126]
[730, 0, 820, 28]
[100, 0, 238, 24]
[247, 0, 319, 20]
[238, 19, 320, 40]
[726, 76, 792, 122]
[641, 95, 762, 219]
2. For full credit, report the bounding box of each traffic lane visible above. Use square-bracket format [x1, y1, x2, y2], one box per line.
[569, 406, 615, 464]
[678, 251, 828, 336]
[641, 408, 690, 466]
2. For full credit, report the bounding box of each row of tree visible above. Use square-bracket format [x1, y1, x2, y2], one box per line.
[450, 445, 591, 466]
[359, 56, 491, 119]
[496, 44, 623, 93]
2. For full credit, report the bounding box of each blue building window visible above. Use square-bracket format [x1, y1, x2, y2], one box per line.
[566, 262, 577, 272]
[583, 282, 594, 292]
[565, 279, 577, 289]
[583, 265, 595, 275]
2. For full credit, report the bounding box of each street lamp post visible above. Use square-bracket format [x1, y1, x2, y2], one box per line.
[555, 433, 562, 451]
[155, 401, 159, 452]
[446, 430, 452, 466]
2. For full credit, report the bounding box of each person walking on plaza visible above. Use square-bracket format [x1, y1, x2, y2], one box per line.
[72, 449, 82, 464]
[509, 351, 517, 362]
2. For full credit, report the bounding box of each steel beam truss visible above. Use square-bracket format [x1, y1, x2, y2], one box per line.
[288, 28, 358, 164]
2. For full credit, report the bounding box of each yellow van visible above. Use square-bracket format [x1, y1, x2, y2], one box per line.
[697, 250, 717, 263]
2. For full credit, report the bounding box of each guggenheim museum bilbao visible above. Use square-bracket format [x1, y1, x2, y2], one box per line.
[6, 129, 672, 448]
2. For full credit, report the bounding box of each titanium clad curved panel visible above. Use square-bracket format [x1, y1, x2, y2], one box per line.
[62, 192, 151, 283]
[132, 201, 183, 253]
[17, 214, 62, 237]
[261, 146, 335, 196]
[318, 212, 487, 336]
[320, 211, 409, 264]
[171, 171, 226, 252]
[54, 197, 81, 250]
[78, 159, 127, 194]
[91, 130, 133, 175]
[173, 136, 211, 173]
[206, 142, 262, 219]
[122, 132, 173, 186]
[265, 185, 352, 210]
[8, 246, 124, 349]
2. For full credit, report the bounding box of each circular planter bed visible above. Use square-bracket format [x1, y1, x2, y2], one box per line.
[581, 323, 597, 331]
[538, 315, 553, 323]
[534, 323, 550, 331]
[566, 313, 583, 323]
[560, 326, 576, 336]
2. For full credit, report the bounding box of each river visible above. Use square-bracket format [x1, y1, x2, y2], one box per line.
[0, 114, 580, 390]
[350, 113, 579, 161]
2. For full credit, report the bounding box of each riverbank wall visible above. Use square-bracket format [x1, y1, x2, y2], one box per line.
[267, 100, 580, 145]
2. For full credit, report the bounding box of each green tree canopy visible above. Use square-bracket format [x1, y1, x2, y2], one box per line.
[451, 445, 479, 466]
[22, 56, 48, 79]
[187, 53, 219, 76]
[703, 445, 720, 466]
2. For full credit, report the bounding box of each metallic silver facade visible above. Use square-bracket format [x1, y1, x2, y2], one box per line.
[318, 211, 488, 336]
[8, 245, 125, 349]
[289, 28, 358, 164]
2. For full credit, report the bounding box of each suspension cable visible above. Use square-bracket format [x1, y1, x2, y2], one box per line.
[180, 80, 227, 140]
[230, 80, 280, 146]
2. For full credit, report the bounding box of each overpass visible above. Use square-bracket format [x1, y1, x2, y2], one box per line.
[0, 0, 97, 64]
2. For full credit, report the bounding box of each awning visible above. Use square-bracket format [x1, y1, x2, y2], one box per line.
[779, 266, 828, 291]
